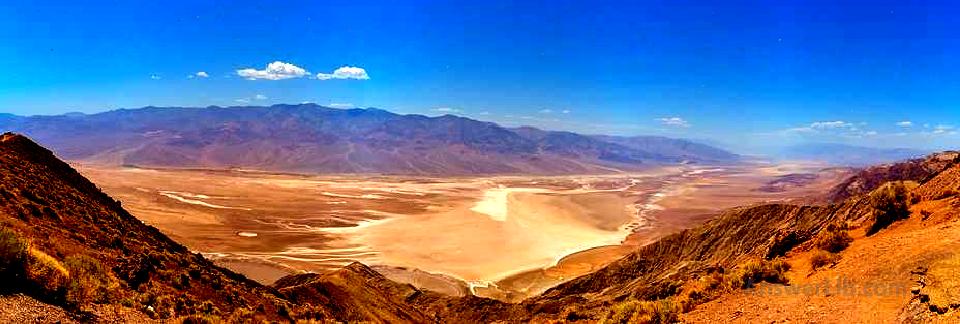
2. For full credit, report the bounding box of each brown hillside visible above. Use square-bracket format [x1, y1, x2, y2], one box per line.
[826, 151, 958, 202]
[685, 153, 960, 323]
[0, 133, 296, 321]
[275, 262, 433, 323]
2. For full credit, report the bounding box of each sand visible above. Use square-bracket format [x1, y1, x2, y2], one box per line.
[359, 187, 636, 287]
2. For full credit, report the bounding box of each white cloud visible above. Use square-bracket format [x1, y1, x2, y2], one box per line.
[477, 111, 491, 116]
[561, 109, 571, 114]
[150, 75, 161, 80]
[316, 66, 370, 80]
[896, 121, 913, 127]
[809, 120, 853, 129]
[783, 127, 816, 134]
[785, 120, 859, 134]
[195, 71, 209, 78]
[234, 94, 267, 103]
[328, 103, 355, 109]
[656, 117, 691, 128]
[237, 61, 310, 80]
[933, 124, 956, 135]
[433, 107, 461, 113]
[538, 109, 553, 114]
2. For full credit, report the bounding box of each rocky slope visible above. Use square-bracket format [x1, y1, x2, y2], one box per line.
[0, 133, 297, 321]
[0, 105, 738, 175]
[826, 151, 959, 202]
[684, 152, 960, 323]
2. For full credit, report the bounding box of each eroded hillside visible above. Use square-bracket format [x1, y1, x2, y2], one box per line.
[0, 133, 296, 321]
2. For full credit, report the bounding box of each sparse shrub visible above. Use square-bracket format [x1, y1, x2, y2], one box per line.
[868, 182, 911, 235]
[179, 314, 223, 324]
[632, 299, 681, 324]
[0, 227, 28, 278]
[599, 298, 681, 324]
[813, 223, 853, 253]
[1, 228, 72, 299]
[764, 259, 791, 283]
[152, 294, 177, 319]
[562, 304, 589, 322]
[64, 254, 118, 309]
[600, 300, 640, 324]
[724, 259, 790, 290]
[25, 248, 70, 296]
[765, 230, 803, 259]
[809, 250, 840, 270]
[681, 273, 722, 305]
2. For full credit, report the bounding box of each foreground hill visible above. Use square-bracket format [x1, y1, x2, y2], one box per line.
[684, 152, 960, 322]
[0, 133, 297, 321]
[0, 104, 738, 175]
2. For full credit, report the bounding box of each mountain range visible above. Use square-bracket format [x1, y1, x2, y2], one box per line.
[777, 143, 928, 166]
[0, 104, 739, 175]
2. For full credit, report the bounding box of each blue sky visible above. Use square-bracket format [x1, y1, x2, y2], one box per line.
[1, 0, 958, 152]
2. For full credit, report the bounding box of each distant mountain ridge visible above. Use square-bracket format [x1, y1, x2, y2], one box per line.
[591, 134, 739, 163]
[0, 104, 739, 174]
[778, 142, 928, 166]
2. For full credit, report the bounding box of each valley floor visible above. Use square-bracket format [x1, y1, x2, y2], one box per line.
[74, 162, 847, 301]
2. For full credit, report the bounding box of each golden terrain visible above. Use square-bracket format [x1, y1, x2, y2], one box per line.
[75, 162, 850, 301]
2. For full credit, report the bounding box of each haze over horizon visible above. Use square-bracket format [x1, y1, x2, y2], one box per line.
[2, 1, 958, 152]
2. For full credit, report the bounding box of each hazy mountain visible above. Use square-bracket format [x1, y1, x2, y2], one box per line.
[0, 113, 20, 124]
[778, 143, 928, 166]
[0, 104, 738, 175]
[591, 134, 740, 163]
